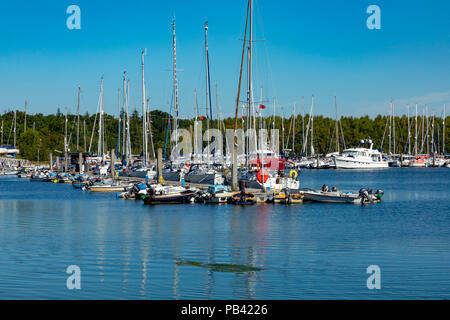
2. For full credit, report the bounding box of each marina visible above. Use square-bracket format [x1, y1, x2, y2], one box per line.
[0, 0, 449, 303]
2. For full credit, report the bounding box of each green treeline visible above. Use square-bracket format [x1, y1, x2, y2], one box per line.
[1, 109, 449, 161]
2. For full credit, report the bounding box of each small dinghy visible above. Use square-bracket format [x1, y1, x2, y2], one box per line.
[88, 180, 132, 193]
[230, 191, 256, 205]
[272, 190, 304, 204]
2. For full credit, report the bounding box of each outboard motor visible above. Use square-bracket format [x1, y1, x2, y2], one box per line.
[359, 188, 373, 204]
[375, 189, 384, 201]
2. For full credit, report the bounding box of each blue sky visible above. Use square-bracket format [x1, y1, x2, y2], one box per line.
[0, 0, 449, 118]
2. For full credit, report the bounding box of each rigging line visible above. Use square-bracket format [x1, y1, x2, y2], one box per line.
[163, 89, 174, 159]
[88, 91, 102, 153]
[255, 0, 277, 101]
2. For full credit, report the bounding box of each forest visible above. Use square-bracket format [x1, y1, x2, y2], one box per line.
[1, 108, 448, 162]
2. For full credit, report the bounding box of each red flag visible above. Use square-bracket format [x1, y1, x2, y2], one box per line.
[199, 116, 205, 120]
[259, 104, 266, 109]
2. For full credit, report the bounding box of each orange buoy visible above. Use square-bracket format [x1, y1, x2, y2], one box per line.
[257, 169, 269, 183]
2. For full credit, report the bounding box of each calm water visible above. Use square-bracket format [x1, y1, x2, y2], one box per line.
[0, 168, 449, 299]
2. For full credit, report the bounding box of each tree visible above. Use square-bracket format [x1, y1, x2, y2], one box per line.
[17, 129, 40, 161]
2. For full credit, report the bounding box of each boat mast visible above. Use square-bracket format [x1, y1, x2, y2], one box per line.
[122, 72, 127, 159]
[116, 88, 121, 155]
[393, 100, 396, 155]
[443, 104, 446, 155]
[147, 97, 155, 159]
[414, 103, 418, 155]
[24, 100, 27, 132]
[97, 77, 104, 158]
[232, 0, 250, 191]
[310, 95, 314, 156]
[13, 110, 16, 148]
[432, 111, 435, 154]
[205, 21, 212, 167]
[426, 105, 429, 154]
[407, 105, 411, 155]
[420, 106, 425, 154]
[388, 101, 392, 155]
[171, 20, 179, 161]
[126, 79, 131, 162]
[301, 97, 305, 155]
[335, 96, 339, 153]
[281, 106, 285, 154]
[141, 50, 148, 167]
[83, 119, 87, 152]
[76, 86, 81, 151]
[246, 0, 254, 167]
[194, 90, 199, 121]
[292, 102, 296, 155]
[64, 107, 68, 168]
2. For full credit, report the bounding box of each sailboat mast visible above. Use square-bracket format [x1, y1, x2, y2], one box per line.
[205, 22, 211, 167]
[393, 100, 396, 154]
[147, 98, 155, 159]
[415, 103, 418, 155]
[141, 50, 148, 167]
[126, 79, 131, 162]
[83, 119, 87, 152]
[407, 105, 411, 155]
[232, 0, 250, 191]
[122, 72, 127, 159]
[117, 88, 121, 155]
[335, 96, 339, 153]
[245, 0, 253, 167]
[24, 100, 27, 132]
[292, 102, 296, 155]
[171, 20, 179, 159]
[443, 104, 446, 155]
[98, 77, 103, 158]
[426, 105, 429, 154]
[13, 110, 16, 148]
[76, 86, 81, 151]
[389, 101, 392, 154]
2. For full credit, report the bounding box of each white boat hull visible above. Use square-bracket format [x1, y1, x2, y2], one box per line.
[302, 191, 362, 203]
[333, 157, 388, 169]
